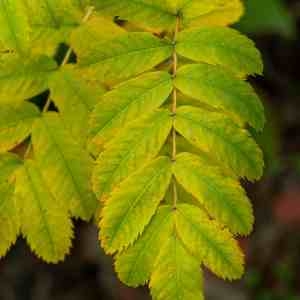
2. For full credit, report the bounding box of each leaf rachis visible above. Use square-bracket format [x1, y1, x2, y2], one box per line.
[171, 15, 180, 209]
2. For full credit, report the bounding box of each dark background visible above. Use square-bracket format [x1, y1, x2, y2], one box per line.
[1, 0, 300, 299]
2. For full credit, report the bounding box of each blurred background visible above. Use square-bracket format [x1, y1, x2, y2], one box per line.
[1, 0, 300, 299]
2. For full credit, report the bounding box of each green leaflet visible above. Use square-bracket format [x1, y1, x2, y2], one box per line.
[89, 71, 173, 147]
[175, 106, 264, 180]
[72, 32, 173, 82]
[174, 63, 265, 131]
[174, 152, 253, 235]
[94, 0, 177, 31]
[0, 55, 57, 103]
[0, 0, 29, 55]
[175, 204, 244, 280]
[176, 26, 263, 77]
[179, 0, 244, 28]
[49, 66, 106, 145]
[22, 0, 84, 55]
[0, 152, 22, 182]
[0, 101, 40, 152]
[0, 183, 20, 257]
[150, 231, 204, 300]
[15, 160, 73, 263]
[32, 112, 97, 220]
[71, 14, 125, 44]
[0, 153, 22, 257]
[100, 156, 172, 254]
[115, 205, 173, 287]
[92, 109, 172, 199]
[23, 0, 81, 28]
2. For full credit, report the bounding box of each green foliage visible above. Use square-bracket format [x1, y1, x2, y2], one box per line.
[237, 0, 296, 38]
[0, 1, 265, 299]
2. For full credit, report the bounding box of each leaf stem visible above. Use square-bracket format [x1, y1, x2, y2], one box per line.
[24, 6, 95, 158]
[171, 16, 180, 208]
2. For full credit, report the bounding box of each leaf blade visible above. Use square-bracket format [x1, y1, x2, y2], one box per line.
[89, 71, 172, 147]
[100, 156, 172, 254]
[115, 205, 173, 287]
[32, 112, 97, 220]
[176, 203, 244, 280]
[174, 63, 265, 131]
[176, 26, 263, 77]
[73, 32, 173, 82]
[150, 230, 204, 300]
[49, 66, 106, 145]
[0, 101, 40, 152]
[174, 152, 254, 235]
[175, 106, 264, 180]
[15, 160, 73, 263]
[92, 109, 172, 199]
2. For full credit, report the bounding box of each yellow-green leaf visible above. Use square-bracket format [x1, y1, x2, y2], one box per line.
[15, 160, 73, 263]
[115, 205, 173, 287]
[0, 152, 22, 182]
[73, 32, 173, 82]
[175, 106, 264, 180]
[71, 13, 125, 44]
[150, 230, 204, 300]
[22, 0, 83, 55]
[0, 182, 20, 257]
[32, 113, 97, 220]
[0, 0, 29, 55]
[174, 152, 253, 235]
[92, 109, 172, 199]
[49, 66, 106, 145]
[176, 27, 263, 77]
[94, 0, 176, 31]
[180, 0, 244, 28]
[0, 55, 57, 103]
[100, 156, 172, 254]
[174, 63, 265, 131]
[89, 71, 172, 147]
[0, 101, 40, 152]
[176, 204, 244, 280]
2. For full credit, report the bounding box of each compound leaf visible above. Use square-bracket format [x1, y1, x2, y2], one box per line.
[32, 112, 97, 220]
[175, 204, 244, 280]
[100, 156, 172, 254]
[174, 152, 253, 235]
[92, 109, 172, 199]
[174, 63, 265, 131]
[89, 71, 172, 147]
[176, 26, 263, 77]
[175, 106, 264, 180]
[15, 160, 73, 263]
